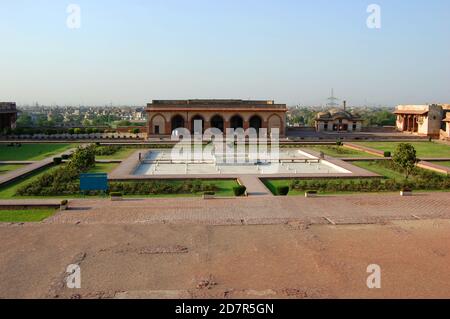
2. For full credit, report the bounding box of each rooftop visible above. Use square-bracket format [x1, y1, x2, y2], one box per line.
[316, 108, 362, 120]
[0, 102, 17, 114]
[147, 99, 287, 110]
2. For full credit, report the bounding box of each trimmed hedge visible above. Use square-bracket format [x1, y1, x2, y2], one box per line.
[94, 145, 122, 156]
[276, 186, 289, 196]
[110, 192, 123, 197]
[233, 185, 247, 197]
[108, 180, 218, 195]
[289, 161, 450, 193]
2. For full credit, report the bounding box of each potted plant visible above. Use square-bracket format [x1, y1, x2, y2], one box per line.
[110, 192, 123, 201]
[203, 191, 216, 200]
[400, 187, 413, 197]
[305, 190, 318, 198]
[60, 200, 69, 211]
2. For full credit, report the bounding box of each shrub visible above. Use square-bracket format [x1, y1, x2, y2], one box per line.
[276, 186, 289, 196]
[233, 185, 247, 196]
[336, 139, 343, 146]
[61, 154, 70, 160]
[60, 200, 68, 205]
[110, 192, 123, 197]
[94, 145, 121, 156]
[69, 145, 96, 171]
[203, 191, 215, 196]
[384, 151, 391, 158]
[74, 128, 82, 134]
[15, 147, 96, 196]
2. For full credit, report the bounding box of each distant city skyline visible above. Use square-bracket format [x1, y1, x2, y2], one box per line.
[1, 0, 450, 106]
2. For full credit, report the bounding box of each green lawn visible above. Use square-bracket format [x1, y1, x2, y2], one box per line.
[0, 165, 61, 199]
[95, 148, 137, 160]
[304, 145, 369, 158]
[351, 161, 406, 180]
[0, 143, 77, 161]
[0, 209, 57, 222]
[0, 164, 26, 175]
[354, 142, 450, 158]
[88, 163, 119, 173]
[435, 161, 450, 168]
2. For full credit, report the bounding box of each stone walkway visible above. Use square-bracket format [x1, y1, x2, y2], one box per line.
[44, 192, 450, 225]
[0, 148, 76, 188]
[238, 176, 272, 196]
[418, 161, 450, 175]
[0, 161, 37, 164]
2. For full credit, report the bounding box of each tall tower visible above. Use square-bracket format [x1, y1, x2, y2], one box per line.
[326, 89, 340, 108]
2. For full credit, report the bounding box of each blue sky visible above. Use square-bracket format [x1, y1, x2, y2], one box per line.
[1, 0, 449, 106]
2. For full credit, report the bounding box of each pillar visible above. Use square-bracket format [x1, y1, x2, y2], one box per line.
[165, 121, 171, 135]
[224, 120, 230, 136]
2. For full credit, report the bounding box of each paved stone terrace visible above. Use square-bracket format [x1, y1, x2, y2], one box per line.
[238, 176, 272, 196]
[44, 192, 450, 226]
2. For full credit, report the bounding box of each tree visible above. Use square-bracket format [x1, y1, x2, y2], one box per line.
[392, 143, 418, 179]
[16, 112, 33, 127]
[68, 145, 96, 172]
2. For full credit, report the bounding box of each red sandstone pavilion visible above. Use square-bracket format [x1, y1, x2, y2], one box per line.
[145, 99, 287, 137]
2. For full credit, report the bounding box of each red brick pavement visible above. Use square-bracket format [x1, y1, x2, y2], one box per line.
[45, 192, 450, 225]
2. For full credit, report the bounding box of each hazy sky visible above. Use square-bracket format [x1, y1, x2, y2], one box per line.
[1, 0, 450, 106]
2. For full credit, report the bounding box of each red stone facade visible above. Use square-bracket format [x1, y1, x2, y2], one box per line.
[0, 102, 17, 132]
[146, 99, 287, 138]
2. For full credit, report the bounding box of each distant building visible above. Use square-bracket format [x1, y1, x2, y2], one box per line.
[315, 108, 363, 132]
[0, 102, 18, 132]
[394, 104, 450, 138]
[145, 99, 287, 137]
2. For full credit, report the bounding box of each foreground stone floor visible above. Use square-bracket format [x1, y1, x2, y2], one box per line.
[1, 192, 449, 299]
[1, 220, 449, 298]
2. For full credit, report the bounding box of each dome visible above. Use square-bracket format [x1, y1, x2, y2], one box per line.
[316, 111, 330, 119]
[329, 108, 353, 119]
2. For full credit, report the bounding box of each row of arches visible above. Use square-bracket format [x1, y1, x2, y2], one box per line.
[150, 113, 282, 135]
[170, 114, 264, 133]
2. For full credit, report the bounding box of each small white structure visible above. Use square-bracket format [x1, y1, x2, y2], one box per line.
[315, 108, 363, 132]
